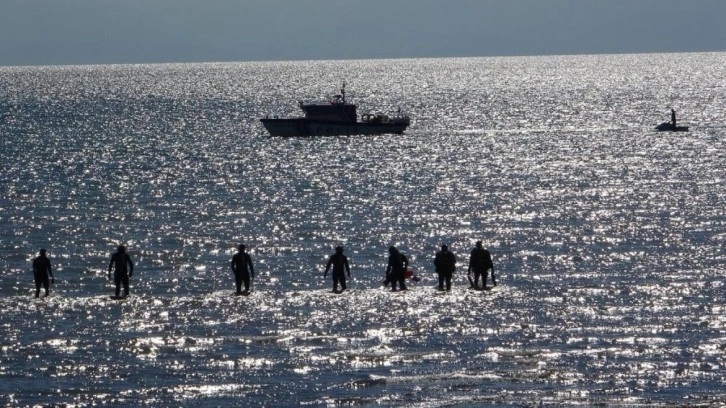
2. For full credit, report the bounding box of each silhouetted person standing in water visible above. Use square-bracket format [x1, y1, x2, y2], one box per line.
[108, 245, 134, 298]
[434, 244, 456, 291]
[385, 246, 408, 291]
[231, 244, 254, 295]
[32, 248, 54, 298]
[468, 241, 496, 289]
[324, 246, 351, 293]
[671, 109, 677, 128]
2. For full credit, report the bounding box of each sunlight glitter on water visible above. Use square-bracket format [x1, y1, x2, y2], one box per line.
[2, 54, 726, 406]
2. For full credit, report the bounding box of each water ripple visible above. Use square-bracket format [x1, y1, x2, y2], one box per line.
[1, 53, 725, 406]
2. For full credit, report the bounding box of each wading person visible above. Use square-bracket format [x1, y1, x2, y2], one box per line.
[385, 246, 408, 291]
[32, 248, 54, 298]
[108, 245, 134, 298]
[231, 244, 254, 295]
[324, 246, 351, 293]
[468, 241, 495, 289]
[434, 244, 456, 291]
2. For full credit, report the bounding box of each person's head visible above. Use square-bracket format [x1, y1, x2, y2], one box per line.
[39, 248, 47, 256]
[389, 246, 397, 254]
[441, 244, 448, 252]
[238, 244, 246, 252]
[475, 240, 482, 248]
[335, 246, 344, 254]
[117, 245, 126, 253]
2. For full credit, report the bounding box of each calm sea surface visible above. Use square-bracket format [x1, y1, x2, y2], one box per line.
[1, 53, 725, 407]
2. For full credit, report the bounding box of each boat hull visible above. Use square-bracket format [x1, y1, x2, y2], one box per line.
[655, 122, 689, 132]
[261, 118, 409, 137]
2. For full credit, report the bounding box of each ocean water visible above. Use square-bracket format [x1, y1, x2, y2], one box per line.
[1, 53, 725, 407]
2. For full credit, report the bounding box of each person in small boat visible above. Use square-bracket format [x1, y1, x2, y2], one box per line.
[108, 245, 134, 298]
[434, 244, 456, 291]
[468, 241, 496, 289]
[324, 245, 351, 292]
[671, 109, 677, 128]
[32, 248, 54, 298]
[231, 244, 254, 295]
[384, 246, 409, 291]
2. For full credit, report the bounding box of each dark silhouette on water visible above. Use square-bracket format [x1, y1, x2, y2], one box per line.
[385, 246, 408, 292]
[32, 248, 54, 298]
[260, 83, 411, 137]
[434, 244, 456, 291]
[671, 108, 677, 128]
[108, 245, 134, 298]
[468, 241, 496, 289]
[231, 244, 254, 295]
[656, 108, 689, 132]
[324, 246, 351, 293]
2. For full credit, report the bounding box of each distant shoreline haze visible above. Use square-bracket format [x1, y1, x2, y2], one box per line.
[2, 50, 726, 69]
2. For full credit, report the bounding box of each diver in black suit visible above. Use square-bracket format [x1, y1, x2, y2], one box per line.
[324, 246, 351, 292]
[109, 245, 134, 298]
[231, 244, 255, 295]
[32, 248, 54, 298]
[468, 241, 496, 289]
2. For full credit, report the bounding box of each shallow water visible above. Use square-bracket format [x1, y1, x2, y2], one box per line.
[1, 53, 725, 406]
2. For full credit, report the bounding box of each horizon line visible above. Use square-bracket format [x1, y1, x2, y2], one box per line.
[2, 49, 724, 69]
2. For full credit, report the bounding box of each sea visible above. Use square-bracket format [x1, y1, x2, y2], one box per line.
[1, 53, 724, 407]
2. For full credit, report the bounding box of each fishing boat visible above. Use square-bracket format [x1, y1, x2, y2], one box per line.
[260, 85, 410, 137]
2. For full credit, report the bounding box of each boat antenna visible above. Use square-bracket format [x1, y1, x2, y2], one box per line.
[341, 82, 346, 104]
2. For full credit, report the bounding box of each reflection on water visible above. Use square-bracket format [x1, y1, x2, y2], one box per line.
[1, 53, 725, 406]
[3, 283, 723, 406]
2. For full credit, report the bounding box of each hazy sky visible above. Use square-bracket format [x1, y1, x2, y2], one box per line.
[1, 0, 725, 66]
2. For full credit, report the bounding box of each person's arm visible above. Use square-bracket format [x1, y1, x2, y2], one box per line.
[47, 259, 54, 283]
[402, 254, 409, 270]
[108, 256, 114, 280]
[127, 254, 134, 277]
[324, 257, 332, 277]
[247, 254, 254, 279]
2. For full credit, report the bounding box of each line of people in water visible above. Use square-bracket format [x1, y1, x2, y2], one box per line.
[30, 241, 496, 298]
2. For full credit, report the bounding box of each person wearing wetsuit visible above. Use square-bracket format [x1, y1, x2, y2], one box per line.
[324, 246, 351, 292]
[385, 246, 408, 291]
[231, 244, 254, 295]
[468, 241, 495, 289]
[32, 248, 54, 298]
[434, 244, 456, 291]
[108, 245, 134, 298]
